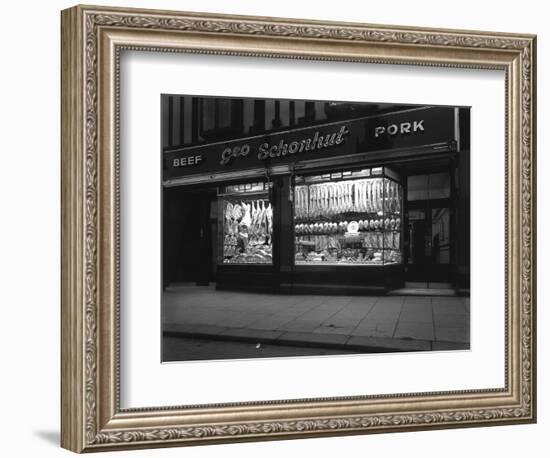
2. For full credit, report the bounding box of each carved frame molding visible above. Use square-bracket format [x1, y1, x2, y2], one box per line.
[61, 5, 536, 453]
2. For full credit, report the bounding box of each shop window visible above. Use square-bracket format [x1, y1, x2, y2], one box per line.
[407, 175, 429, 200]
[218, 182, 273, 265]
[294, 167, 403, 266]
[407, 173, 450, 201]
[428, 173, 451, 199]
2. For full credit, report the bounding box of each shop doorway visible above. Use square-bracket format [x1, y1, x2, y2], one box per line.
[405, 172, 454, 287]
[162, 187, 218, 288]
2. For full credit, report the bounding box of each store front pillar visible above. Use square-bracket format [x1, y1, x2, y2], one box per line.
[278, 175, 295, 290]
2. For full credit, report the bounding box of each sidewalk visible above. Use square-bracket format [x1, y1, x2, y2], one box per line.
[163, 285, 470, 353]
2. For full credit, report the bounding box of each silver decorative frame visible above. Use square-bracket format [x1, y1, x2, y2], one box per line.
[61, 4, 536, 453]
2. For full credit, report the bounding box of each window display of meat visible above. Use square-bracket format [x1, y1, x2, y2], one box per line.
[293, 167, 402, 266]
[219, 183, 273, 265]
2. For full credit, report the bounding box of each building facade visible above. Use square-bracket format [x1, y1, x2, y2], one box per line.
[161, 95, 470, 295]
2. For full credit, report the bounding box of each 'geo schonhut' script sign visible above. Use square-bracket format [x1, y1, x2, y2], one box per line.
[219, 125, 349, 166]
[163, 106, 455, 181]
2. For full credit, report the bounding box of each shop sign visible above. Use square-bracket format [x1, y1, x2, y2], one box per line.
[374, 120, 425, 138]
[163, 106, 456, 181]
[219, 126, 350, 166]
[172, 154, 203, 168]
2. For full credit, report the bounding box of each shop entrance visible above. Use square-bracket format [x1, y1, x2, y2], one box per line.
[405, 171, 454, 287]
[162, 186, 218, 288]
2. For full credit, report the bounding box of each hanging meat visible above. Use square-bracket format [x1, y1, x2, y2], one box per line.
[225, 202, 234, 235]
[241, 201, 251, 227]
[295, 185, 307, 219]
[366, 180, 373, 213]
[266, 202, 273, 235]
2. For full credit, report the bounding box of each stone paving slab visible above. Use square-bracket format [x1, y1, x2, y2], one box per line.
[433, 313, 470, 327]
[279, 318, 324, 332]
[432, 341, 470, 351]
[164, 324, 469, 353]
[434, 326, 470, 343]
[247, 314, 294, 330]
[280, 331, 350, 346]
[351, 321, 396, 338]
[313, 324, 356, 335]
[394, 321, 435, 341]
[163, 285, 470, 352]
[346, 335, 432, 352]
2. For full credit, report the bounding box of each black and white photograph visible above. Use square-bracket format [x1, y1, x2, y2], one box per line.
[161, 96, 471, 362]
[2, 0, 543, 454]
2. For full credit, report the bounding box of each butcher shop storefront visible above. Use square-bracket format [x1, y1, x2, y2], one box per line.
[162, 104, 470, 295]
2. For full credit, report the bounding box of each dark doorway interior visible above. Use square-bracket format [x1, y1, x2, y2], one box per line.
[404, 169, 454, 287]
[163, 187, 217, 288]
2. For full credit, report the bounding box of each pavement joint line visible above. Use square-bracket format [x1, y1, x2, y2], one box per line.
[348, 299, 377, 335]
[353, 296, 386, 329]
[316, 296, 354, 329]
[283, 297, 331, 323]
[391, 297, 406, 339]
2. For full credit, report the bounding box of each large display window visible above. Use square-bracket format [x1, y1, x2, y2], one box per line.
[293, 167, 403, 266]
[218, 182, 273, 265]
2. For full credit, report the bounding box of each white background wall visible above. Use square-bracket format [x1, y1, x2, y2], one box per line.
[0, 0, 546, 456]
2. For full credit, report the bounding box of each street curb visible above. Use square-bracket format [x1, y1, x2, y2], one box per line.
[163, 324, 469, 353]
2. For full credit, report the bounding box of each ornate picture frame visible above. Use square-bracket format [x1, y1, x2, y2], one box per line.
[61, 4, 536, 453]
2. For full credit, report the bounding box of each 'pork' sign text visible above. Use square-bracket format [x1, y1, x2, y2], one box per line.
[374, 120, 425, 138]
